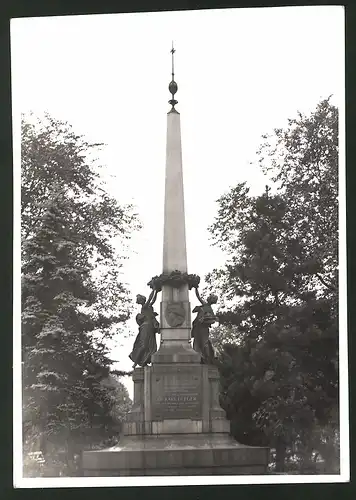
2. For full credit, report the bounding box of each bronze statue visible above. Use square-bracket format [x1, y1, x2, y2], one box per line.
[191, 290, 218, 365]
[129, 290, 159, 369]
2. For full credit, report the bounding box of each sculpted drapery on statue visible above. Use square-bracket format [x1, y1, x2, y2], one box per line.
[129, 291, 159, 369]
[191, 289, 218, 365]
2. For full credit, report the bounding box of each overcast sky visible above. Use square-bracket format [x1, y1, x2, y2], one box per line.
[12, 6, 345, 396]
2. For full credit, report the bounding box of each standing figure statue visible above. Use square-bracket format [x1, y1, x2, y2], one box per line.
[191, 290, 218, 365]
[129, 290, 159, 369]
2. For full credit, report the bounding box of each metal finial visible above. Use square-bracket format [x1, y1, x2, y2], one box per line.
[168, 41, 178, 113]
[171, 41, 175, 79]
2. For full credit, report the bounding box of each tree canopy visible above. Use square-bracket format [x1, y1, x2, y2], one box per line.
[207, 98, 339, 473]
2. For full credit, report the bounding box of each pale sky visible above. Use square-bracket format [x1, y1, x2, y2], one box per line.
[12, 6, 345, 397]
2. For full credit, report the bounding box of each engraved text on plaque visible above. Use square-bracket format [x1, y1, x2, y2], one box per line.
[151, 366, 202, 420]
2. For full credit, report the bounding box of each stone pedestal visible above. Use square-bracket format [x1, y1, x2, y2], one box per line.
[82, 434, 269, 477]
[125, 364, 229, 435]
[82, 364, 269, 476]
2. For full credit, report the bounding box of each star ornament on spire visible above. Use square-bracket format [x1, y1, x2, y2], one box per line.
[168, 41, 178, 112]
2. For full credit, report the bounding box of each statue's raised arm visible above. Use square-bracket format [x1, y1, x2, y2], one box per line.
[147, 289, 158, 307]
[194, 286, 205, 306]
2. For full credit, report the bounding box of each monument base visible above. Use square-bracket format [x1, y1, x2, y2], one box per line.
[82, 433, 269, 476]
[82, 364, 269, 476]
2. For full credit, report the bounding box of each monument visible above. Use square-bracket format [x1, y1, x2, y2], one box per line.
[82, 45, 269, 477]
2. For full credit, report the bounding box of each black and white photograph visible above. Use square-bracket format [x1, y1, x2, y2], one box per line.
[12, 5, 348, 487]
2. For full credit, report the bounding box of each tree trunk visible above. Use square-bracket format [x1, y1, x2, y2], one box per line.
[275, 440, 286, 473]
[65, 437, 77, 476]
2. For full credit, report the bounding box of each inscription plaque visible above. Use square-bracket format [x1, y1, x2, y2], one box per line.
[151, 366, 202, 420]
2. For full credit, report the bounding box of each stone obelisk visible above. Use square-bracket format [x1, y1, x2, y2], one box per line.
[162, 48, 187, 274]
[152, 44, 200, 363]
[82, 46, 269, 476]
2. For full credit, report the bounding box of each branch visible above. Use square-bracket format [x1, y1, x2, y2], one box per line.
[316, 273, 336, 292]
[111, 369, 133, 377]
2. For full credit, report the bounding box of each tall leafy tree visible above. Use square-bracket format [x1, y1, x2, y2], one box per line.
[21, 113, 139, 335]
[207, 98, 339, 473]
[21, 113, 139, 476]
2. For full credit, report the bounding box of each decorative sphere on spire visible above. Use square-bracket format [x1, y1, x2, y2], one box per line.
[169, 80, 178, 96]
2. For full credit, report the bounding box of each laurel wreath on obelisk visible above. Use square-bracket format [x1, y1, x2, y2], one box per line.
[147, 270, 200, 292]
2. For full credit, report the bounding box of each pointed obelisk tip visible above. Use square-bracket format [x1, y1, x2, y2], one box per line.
[168, 41, 178, 113]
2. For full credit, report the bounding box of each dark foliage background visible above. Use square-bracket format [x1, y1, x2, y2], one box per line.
[207, 98, 339, 474]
